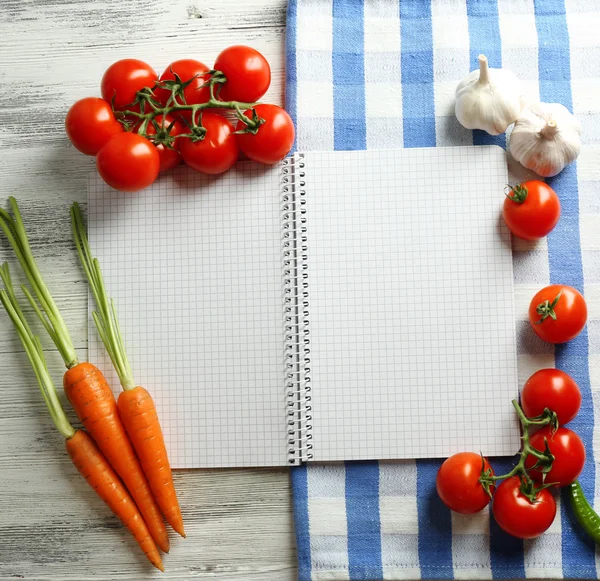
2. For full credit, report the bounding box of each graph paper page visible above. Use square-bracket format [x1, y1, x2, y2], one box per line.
[303, 147, 519, 462]
[88, 164, 287, 468]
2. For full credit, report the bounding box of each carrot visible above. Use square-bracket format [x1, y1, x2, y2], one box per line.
[0, 264, 163, 571]
[0, 198, 170, 553]
[71, 202, 185, 538]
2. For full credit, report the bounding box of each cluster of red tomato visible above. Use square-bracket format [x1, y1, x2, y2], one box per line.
[436, 179, 589, 540]
[437, 369, 584, 539]
[65, 46, 295, 192]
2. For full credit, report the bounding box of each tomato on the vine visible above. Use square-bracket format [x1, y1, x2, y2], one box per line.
[236, 104, 295, 165]
[101, 59, 157, 110]
[492, 476, 556, 539]
[528, 284, 587, 343]
[503, 180, 560, 240]
[436, 452, 493, 514]
[214, 45, 271, 103]
[525, 426, 585, 487]
[155, 59, 211, 121]
[140, 115, 184, 173]
[96, 133, 160, 192]
[521, 369, 581, 425]
[65, 97, 123, 155]
[179, 112, 238, 175]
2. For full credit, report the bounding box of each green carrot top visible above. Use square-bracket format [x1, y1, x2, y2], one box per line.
[0, 263, 74, 439]
[0, 197, 78, 368]
[70, 203, 135, 390]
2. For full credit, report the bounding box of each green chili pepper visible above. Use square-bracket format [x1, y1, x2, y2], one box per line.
[569, 480, 600, 542]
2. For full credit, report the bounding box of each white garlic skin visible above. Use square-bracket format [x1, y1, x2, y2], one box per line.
[455, 54, 524, 135]
[509, 102, 581, 177]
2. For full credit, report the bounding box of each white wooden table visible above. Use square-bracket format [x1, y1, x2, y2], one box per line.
[0, 1, 297, 579]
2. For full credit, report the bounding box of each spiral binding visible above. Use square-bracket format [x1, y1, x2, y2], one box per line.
[281, 153, 313, 465]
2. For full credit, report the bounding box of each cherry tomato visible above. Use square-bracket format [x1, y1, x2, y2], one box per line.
[101, 59, 157, 111]
[236, 105, 295, 165]
[528, 284, 587, 343]
[179, 112, 238, 175]
[436, 452, 494, 514]
[525, 426, 585, 487]
[65, 97, 123, 155]
[140, 115, 185, 173]
[214, 45, 271, 103]
[96, 133, 160, 192]
[521, 369, 581, 425]
[492, 476, 556, 539]
[155, 59, 211, 121]
[503, 180, 560, 240]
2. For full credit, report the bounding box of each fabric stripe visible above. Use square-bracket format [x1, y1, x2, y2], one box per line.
[534, 0, 598, 577]
[400, 2, 452, 577]
[332, 0, 366, 150]
[345, 461, 383, 580]
[466, 0, 505, 149]
[285, 0, 298, 153]
[292, 463, 313, 581]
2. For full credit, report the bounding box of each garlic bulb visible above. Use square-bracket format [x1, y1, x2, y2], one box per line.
[455, 54, 524, 135]
[509, 102, 581, 177]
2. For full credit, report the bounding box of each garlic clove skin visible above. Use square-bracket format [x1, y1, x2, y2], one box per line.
[509, 102, 581, 177]
[455, 54, 524, 135]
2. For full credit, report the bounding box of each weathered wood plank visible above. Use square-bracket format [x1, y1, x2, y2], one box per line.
[0, 0, 297, 579]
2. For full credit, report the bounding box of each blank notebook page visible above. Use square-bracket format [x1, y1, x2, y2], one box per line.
[88, 165, 286, 468]
[303, 147, 520, 461]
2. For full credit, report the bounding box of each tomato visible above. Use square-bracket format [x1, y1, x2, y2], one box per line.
[96, 133, 160, 192]
[528, 284, 587, 343]
[65, 97, 123, 155]
[521, 369, 581, 425]
[179, 112, 238, 175]
[436, 452, 494, 514]
[503, 180, 560, 240]
[213, 45, 271, 103]
[141, 115, 185, 173]
[492, 476, 556, 539]
[155, 59, 211, 121]
[525, 426, 586, 487]
[236, 105, 295, 165]
[101, 59, 157, 111]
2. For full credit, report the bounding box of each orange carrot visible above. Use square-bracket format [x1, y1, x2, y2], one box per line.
[0, 198, 170, 553]
[0, 264, 163, 571]
[71, 202, 185, 537]
[63, 362, 171, 552]
[66, 430, 164, 571]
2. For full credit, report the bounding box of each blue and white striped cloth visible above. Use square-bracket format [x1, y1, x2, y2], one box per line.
[285, 0, 600, 579]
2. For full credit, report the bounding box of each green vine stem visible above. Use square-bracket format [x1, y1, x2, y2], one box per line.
[0, 197, 78, 368]
[115, 72, 263, 143]
[479, 400, 558, 502]
[0, 263, 75, 439]
[70, 203, 135, 390]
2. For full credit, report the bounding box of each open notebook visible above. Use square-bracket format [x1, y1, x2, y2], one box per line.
[88, 146, 519, 468]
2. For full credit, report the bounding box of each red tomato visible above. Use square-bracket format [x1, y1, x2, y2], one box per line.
[213, 45, 271, 103]
[521, 369, 581, 425]
[65, 97, 123, 155]
[141, 115, 185, 173]
[155, 59, 211, 121]
[525, 426, 586, 487]
[503, 180, 560, 240]
[236, 105, 295, 165]
[528, 284, 587, 343]
[492, 476, 556, 539]
[96, 133, 160, 192]
[179, 112, 238, 175]
[101, 59, 157, 111]
[436, 452, 494, 514]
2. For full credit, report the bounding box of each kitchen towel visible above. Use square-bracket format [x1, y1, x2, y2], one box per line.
[286, 0, 600, 579]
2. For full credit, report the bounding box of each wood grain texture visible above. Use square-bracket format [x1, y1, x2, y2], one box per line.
[0, 1, 297, 579]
